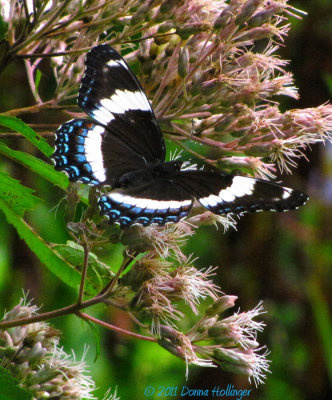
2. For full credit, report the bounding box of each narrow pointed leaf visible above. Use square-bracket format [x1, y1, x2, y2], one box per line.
[0, 171, 40, 216]
[0, 142, 68, 189]
[0, 115, 53, 156]
[0, 197, 94, 293]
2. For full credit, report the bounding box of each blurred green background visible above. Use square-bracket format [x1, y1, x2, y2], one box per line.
[0, 1, 331, 399]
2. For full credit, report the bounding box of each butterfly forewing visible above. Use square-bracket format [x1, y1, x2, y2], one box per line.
[78, 44, 165, 163]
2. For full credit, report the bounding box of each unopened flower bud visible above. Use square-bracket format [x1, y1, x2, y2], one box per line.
[158, 0, 179, 16]
[197, 316, 218, 334]
[178, 47, 189, 78]
[219, 360, 252, 376]
[248, 3, 282, 27]
[205, 296, 238, 316]
[235, 0, 262, 26]
[158, 325, 185, 358]
[13, 360, 30, 375]
[238, 24, 277, 41]
[214, 347, 250, 366]
[26, 367, 60, 385]
[5, 305, 32, 320]
[208, 322, 230, 337]
[177, 23, 209, 40]
[18, 342, 47, 364]
[131, 0, 153, 25]
[214, 1, 242, 29]
[11, 326, 28, 345]
[159, 336, 184, 358]
[241, 339, 259, 349]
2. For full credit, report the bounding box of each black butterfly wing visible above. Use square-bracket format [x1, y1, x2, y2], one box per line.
[52, 44, 308, 228]
[78, 44, 165, 163]
[99, 178, 193, 228]
[98, 165, 307, 228]
[174, 167, 308, 214]
[52, 119, 149, 186]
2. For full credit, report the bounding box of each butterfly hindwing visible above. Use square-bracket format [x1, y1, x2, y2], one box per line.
[78, 44, 165, 163]
[175, 168, 308, 215]
[99, 179, 193, 228]
[52, 118, 148, 186]
[53, 119, 107, 185]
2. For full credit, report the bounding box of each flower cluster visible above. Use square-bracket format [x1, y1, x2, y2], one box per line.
[158, 296, 270, 386]
[1, 0, 331, 179]
[0, 299, 98, 400]
[121, 246, 220, 334]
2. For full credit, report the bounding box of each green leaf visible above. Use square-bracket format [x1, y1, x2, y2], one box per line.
[0, 142, 68, 189]
[0, 171, 41, 216]
[0, 115, 53, 156]
[52, 241, 114, 295]
[0, 196, 94, 293]
[0, 367, 32, 400]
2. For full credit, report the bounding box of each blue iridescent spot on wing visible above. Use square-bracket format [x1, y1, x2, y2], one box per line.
[131, 206, 143, 214]
[59, 155, 69, 166]
[62, 143, 70, 152]
[119, 216, 133, 227]
[143, 208, 157, 215]
[121, 202, 134, 209]
[178, 211, 189, 219]
[108, 210, 122, 221]
[76, 136, 85, 145]
[76, 144, 85, 153]
[151, 217, 164, 225]
[154, 208, 169, 215]
[74, 154, 87, 163]
[135, 216, 150, 225]
[165, 215, 180, 223]
[57, 132, 69, 142]
[68, 166, 81, 178]
[99, 196, 110, 208]
[85, 177, 99, 184]
[83, 163, 92, 173]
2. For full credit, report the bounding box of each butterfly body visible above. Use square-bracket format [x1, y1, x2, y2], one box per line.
[117, 160, 182, 188]
[52, 44, 308, 228]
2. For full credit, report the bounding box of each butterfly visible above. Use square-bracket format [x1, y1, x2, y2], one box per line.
[52, 44, 308, 228]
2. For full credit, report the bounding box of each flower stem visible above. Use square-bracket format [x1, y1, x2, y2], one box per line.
[76, 312, 156, 342]
[77, 234, 91, 305]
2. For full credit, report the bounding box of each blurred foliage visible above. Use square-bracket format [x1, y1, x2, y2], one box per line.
[0, 1, 331, 400]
